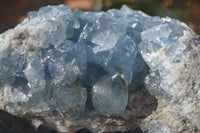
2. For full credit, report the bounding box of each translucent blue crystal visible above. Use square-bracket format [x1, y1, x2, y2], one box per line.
[0, 4, 195, 119]
[92, 75, 128, 115]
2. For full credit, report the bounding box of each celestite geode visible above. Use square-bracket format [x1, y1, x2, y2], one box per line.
[0, 5, 199, 133]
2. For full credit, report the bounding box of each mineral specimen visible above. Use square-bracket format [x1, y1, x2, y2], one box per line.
[0, 4, 199, 133]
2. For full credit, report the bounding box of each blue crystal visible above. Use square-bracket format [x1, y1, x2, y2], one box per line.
[92, 75, 128, 115]
[0, 4, 195, 118]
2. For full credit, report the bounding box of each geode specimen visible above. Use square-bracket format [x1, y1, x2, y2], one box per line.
[0, 5, 199, 133]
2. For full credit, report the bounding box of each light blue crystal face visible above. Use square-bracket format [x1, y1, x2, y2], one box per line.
[0, 4, 195, 117]
[79, 18, 126, 53]
[138, 16, 195, 100]
[92, 75, 128, 115]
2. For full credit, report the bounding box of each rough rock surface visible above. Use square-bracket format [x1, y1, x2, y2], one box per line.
[141, 36, 200, 133]
[0, 4, 199, 133]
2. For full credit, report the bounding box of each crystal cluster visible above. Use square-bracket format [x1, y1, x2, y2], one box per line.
[0, 5, 149, 115]
[0, 4, 199, 133]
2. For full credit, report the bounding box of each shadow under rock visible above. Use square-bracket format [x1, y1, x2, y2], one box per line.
[0, 110, 57, 133]
[0, 109, 144, 133]
[75, 127, 143, 133]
